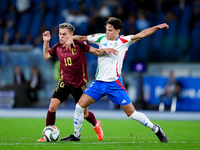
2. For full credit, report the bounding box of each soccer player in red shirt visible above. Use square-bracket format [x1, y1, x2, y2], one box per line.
[37, 23, 117, 142]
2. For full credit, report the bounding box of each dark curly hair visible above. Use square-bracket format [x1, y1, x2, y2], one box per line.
[105, 17, 123, 30]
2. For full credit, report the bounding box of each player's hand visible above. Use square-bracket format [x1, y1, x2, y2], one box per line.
[63, 36, 75, 50]
[157, 23, 169, 30]
[43, 31, 51, 42]
[104, 48, 119, 55]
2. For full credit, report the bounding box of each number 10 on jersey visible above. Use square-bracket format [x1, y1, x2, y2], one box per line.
[64, 57, 72, 66]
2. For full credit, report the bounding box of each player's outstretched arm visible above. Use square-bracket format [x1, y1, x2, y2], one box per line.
[64, 35, 88, 50]
[89, 46, 118, 56]
[43, 31, 53, 60]
[73, 35, 88, 42]
[131, 23, 169, 43]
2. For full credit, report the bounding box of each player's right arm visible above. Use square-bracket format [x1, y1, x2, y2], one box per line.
[64, 35, 88, 50]
[73, 35, 88, 42]
[88, 46, 118, 56]
[43, 31, 53, 60]
[64, 34, 118, 56]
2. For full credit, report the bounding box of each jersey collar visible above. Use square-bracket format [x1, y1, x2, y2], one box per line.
[115, 35, 120, 41]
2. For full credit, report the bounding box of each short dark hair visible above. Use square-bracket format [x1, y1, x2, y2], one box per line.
[59, 23, 75, 33]
[105, 17, 123, 30]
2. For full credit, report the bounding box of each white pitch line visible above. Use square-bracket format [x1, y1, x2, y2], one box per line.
[0, 141, 200, 145]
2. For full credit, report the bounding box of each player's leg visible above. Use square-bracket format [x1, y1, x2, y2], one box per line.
[38, 80, 69, 142]
[108, 90, 168, 143]
[84, 106, 104, 141]
[122, 103, 156, 128]
[73, 81, 105, 140]
[46, 98, 61, 126]
[69, 85, 103, 141]
[37, 98, 61, 142]
[107, 77, 168, 143]
[71, 86, 98, 126]
[75, 94, 96, 137]
[46, 80, 69, 126]
[122, 102, 168, 142]
[61, 81, 104, 141]
[84, 107, 96, 126]
[60, 94, 96, 141]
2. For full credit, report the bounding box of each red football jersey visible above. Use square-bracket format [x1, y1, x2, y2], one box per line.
[48, 40, 90, 88]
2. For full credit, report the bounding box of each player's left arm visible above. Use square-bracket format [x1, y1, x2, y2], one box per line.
[131, 23, 169, 43]
[88, 46, 118, 56]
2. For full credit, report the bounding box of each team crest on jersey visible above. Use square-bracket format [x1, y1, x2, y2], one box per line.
[91, 34, 95, 37]
[114, 42, 117, 47]
[71, 48, 76, 54]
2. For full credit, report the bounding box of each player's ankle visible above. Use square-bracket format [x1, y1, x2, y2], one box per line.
[74, 131, 81, 138]
[94, 121, 99, 128]
[152, 125, 159, 133]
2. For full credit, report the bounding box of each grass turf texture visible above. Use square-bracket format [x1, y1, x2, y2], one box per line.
[0, 118, 199, 150]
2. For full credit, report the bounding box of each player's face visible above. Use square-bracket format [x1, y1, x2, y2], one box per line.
[59, 28, 73, 44]
[106, 24, 120, 41]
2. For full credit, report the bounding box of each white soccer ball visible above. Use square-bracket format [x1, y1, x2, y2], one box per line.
[42, 125, 60, 142]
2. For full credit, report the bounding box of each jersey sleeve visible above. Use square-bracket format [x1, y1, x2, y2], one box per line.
[48, 43, 59, 56]
[119, 35, 135, 48]
[75, 40, 90, 52]
[87, 33, 106, 44]
[123, 35, 135, 43]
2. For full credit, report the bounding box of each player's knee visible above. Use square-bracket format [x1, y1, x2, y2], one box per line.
[49, 98, 61, 112]
[126, 112, 134, 117]
[122, 104, 135, 117]
[128, 110, 137, 119]
[49, 103, 59, 112]
[49, 105, 57, 112]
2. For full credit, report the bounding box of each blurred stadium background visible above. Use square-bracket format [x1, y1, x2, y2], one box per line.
[0, 0, 200, 111]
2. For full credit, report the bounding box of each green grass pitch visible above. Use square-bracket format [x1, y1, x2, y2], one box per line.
[0, 118, 199, 150]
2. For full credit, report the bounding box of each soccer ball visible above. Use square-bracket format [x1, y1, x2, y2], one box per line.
[42, 125, 60, 142]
